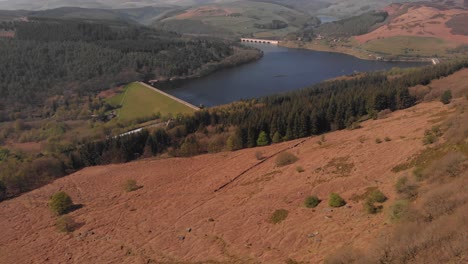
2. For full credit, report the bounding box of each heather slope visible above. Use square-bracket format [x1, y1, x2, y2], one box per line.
[1, 96, 465, 263]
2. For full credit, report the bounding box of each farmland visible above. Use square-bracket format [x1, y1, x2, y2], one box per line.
[155, 1, 310, 38]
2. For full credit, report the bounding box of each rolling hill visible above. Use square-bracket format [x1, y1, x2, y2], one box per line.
[154, 1, 311, 38]
[355, 3, 468, 58]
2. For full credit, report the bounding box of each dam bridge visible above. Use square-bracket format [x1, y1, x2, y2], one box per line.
[240, 38, 279, 45]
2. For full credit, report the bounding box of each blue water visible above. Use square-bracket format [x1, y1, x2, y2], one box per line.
[164, 44, 426, 107]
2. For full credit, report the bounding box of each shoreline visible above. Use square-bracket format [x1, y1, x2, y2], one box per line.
[278, 40, 435, 63]
[152, 47, 263, 83]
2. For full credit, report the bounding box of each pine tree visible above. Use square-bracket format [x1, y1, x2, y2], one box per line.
[256, 131, 269, 146]
[272, 131, 282, 143]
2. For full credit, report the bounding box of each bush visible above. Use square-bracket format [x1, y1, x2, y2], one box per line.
[123, 179, 141, 192]
[56, 215, 77, 233]
[275, 152, 298, 167]
[49, 191, 73, 215]
[384, 136, 392, 142]
[440, 90, 452, 104]
[304, 195, 321, 208]
[365, 189, 387, 214]
[255, 151, 264, 160]
[368, 189, 387, 203]
[328, 193, 346, 207]
[389, 200, 409, 222]
[270, 209, 289, 224]
[395, 176, 418, 199]
[375, 138, 382, 144]
[296, 166, 305, 173]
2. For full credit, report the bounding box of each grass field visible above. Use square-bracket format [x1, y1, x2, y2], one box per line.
[107, 82, 195, 121]
[361, 36, 455, 57]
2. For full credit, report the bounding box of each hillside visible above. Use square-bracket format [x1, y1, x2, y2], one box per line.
[154, 1, 311, 38]
[1, 67, 467, 263]
[282, 2, 468, 60]
[356, 3, 468, 57]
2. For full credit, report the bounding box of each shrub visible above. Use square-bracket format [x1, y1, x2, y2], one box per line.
[375, 138, 382, 144]
[440, 90, 452, 104]
[384, 136, 392, 142]
[304, 195, 321, 208]
[270, 209, 289, 224]
[123, 179, 141, 192]
[226, 132, 243, 151]
[296, 166, 305, 173]
[56, 215, 77, 233]
[368, 189, 387, 203]
[275, 152, 298, 167]
[388, 200, 409, 222]
[395, 176, 418, 199]
[328, 193, 346, 207]
[49, 191, 73, 215]
[365, 189, 387, 214]
[423, 133, 437, 145]
[255, 151, 264, 160]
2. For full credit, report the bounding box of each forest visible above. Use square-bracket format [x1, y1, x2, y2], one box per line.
[3, 59, 465, 202]
[254, 20, 288, 30]
[315, 11, 388, 37]
[0, 18, 260, 121]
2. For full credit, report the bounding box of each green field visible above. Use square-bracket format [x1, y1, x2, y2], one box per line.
[361, 36, 456, 57]
[107, 82, 196, 121]
[156, 1, 310, 38]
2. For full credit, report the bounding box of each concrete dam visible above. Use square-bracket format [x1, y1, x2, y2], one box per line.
[240, 38, 279, 45]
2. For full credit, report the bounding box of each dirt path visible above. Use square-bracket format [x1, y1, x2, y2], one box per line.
[214, 137, 311, 192]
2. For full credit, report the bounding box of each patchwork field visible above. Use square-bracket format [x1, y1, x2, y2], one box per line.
[156, 1, 310, 38]
[107, 82, 196, 121]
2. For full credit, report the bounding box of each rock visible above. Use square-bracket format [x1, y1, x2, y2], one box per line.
[178, 235, 185, 241]
[186, 227, 192, 233]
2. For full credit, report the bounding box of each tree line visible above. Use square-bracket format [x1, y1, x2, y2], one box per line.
[1, 59, 466, 201]
[72, 59, 468, 167]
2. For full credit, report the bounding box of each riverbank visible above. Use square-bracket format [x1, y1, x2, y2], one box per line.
[279, 39, 434, 63]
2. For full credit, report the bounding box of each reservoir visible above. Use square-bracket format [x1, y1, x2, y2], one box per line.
[164, 44, 427, 107]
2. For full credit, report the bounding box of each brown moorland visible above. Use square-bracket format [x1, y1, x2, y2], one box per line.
[1, 72, 467, 263]
[355, 3, 468, 44]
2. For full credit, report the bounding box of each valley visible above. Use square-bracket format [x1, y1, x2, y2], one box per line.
[0, 1, 467, 263]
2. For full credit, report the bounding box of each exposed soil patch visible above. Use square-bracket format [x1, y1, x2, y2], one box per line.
[97, 86, 124, 99]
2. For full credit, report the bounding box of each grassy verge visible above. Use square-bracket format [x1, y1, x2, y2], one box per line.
[107, 82, 195, 121]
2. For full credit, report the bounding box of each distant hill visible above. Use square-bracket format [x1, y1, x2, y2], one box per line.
[0, 6, 186, 25]
[28, 6, 181, 25]
[0, 0, 236, 10]
[154, 1, 312, 39]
